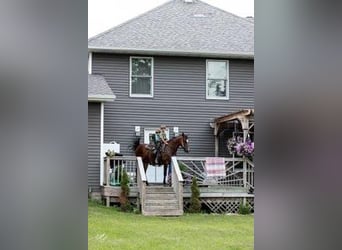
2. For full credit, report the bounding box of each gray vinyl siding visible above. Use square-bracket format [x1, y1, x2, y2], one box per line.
[93, 54, 254, 157]
[88, 102, 101, 192]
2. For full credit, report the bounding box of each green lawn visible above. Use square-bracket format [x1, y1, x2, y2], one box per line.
[88, 201, 254, 250]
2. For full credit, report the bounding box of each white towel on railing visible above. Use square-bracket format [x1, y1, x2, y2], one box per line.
[205, 157, 225, 177]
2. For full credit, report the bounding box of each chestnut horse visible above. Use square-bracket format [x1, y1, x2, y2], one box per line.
[132, 133, 190, 185]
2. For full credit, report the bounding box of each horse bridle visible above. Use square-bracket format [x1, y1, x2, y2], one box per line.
[180, 136, 188, 151]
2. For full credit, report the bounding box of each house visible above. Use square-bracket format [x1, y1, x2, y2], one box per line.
[88, 0, 254, 197]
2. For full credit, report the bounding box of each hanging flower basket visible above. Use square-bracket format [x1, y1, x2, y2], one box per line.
[227, 136, 254, 157]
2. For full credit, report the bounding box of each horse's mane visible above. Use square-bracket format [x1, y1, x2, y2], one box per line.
[167, 133, 186, 143]
[131, 137, 141, 151]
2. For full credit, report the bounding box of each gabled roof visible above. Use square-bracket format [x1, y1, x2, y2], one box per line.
[88, 0, 254, 59]
[88, 75, 116, 102]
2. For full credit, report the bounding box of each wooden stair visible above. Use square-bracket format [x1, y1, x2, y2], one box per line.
[142, 185, 183, 216]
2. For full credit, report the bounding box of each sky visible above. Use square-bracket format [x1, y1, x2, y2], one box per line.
[88, 0, 254, 38]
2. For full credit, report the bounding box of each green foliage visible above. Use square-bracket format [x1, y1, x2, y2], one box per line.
[177, 161, 187, 171]
[119, 169, 132, 212]
[189, 176, 201, 213]
[238, 202, 251, 215]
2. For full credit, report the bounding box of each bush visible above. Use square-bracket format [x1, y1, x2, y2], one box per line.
[189, 176, 201, 213]
[119, 169, 132, 212]
[238, 202, 251, 215]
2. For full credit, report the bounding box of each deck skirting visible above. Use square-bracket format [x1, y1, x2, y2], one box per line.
[101, 185, 254, 213]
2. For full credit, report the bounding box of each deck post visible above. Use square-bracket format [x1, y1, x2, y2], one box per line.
[106, 156, 110, 187]
[243, 156, 247, 206]
[214, 123, 219, 157]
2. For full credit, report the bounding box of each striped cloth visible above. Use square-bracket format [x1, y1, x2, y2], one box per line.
[205, 157, 226, 177]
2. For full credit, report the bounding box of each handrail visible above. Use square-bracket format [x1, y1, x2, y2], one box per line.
[136, 157, 147, 182]
[177, 156, 244, 162]
[136, 157, 147, 214]
[171, 157, 184, 214]
[172, 157, 184, 182]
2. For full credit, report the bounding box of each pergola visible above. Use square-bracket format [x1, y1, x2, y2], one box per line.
[212, 109, 254, 156]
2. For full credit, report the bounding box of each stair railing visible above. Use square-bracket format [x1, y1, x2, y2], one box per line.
[171, 156, 184, 214]
[136, 157, 147, 213]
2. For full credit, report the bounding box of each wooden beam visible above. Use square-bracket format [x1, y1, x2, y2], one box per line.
[239, 117, 249, 142]
[214, 123, 219, 156]
[214, 109, 254, 124]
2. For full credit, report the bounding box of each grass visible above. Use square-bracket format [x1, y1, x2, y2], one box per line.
[88, 201, 254, 250]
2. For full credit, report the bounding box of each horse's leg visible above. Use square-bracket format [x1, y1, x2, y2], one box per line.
[163, 164, 168, 186]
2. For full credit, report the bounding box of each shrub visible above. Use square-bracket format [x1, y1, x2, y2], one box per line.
[238, 202, 251, 215]
[189, 176, 201, 213]
[119, 169, 132, 212]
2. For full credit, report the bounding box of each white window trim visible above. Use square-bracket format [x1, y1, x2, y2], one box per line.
[143, 127, 170, 144]
[206, 59, 229, 100]
[88, 52, 92, 74]
[129, 56, 154, 98]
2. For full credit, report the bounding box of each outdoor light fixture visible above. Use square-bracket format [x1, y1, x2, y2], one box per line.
[135, 126, 140, 136]
[173, 126, 179, 136]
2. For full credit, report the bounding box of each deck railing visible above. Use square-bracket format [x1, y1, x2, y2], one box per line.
[245, 157, 254, 190]
[104, 156, 137, 187]
[103, 156, 254, 191]
[176, 156, 254, 191]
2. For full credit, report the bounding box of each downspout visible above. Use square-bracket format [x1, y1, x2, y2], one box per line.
[100, 102, 104, 185]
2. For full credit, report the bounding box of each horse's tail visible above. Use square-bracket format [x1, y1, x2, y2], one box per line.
[130, 137, 141, 151]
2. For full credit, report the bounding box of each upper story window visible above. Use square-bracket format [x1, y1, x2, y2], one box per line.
[130, 57, 153, 97]
[206, 60, 229, 100]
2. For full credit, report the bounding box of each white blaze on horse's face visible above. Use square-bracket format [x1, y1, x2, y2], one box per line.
[183, 137, 189, 153]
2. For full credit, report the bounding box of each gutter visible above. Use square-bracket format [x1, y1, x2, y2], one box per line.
[88, 46, 254, 59]
[88, 94, 116, 102]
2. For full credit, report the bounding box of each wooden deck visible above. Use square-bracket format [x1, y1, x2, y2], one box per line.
[101, 156, 254, 214]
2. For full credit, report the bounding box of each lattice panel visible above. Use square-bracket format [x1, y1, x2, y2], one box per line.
[247, 197, 254, 213]
[202, 198, 241, 213]
[184, 197, 255, 214]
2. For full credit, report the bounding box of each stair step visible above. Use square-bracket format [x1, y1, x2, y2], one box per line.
[143, 209, 183, 216]
[145, 200, 178, 206]
[143, 207, 183, 216]
[146, 188, 174, 193]
[145, 208, 179, 213]
[145, 193, 177, 199]
[145, 201, 179, 207]
[142, 185, 182, 216]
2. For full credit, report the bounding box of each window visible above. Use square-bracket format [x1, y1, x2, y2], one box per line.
[206, 60, 229, 99]
[130, 57, 153, 97]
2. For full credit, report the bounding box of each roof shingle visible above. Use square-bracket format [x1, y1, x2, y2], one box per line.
[88, 75, 115, 102]
[88, 0, 254, 58]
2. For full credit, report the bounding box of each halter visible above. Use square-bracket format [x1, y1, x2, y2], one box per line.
[178, 135, 188, 152]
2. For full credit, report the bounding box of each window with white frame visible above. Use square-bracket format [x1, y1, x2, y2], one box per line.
[130, 57, 153, 97]
[206, 60, 229, 99]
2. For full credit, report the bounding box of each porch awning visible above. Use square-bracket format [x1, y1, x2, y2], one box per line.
[213, 109, 254, 125]
[88, 74, 116, 102]
[211, 109, 254, 156]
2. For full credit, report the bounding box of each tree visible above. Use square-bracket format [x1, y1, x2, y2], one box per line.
[119, 169, 131, 212]
[189, 176, 201, 213]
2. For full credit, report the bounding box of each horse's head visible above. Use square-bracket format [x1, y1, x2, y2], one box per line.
[180, 132, 190, 153]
